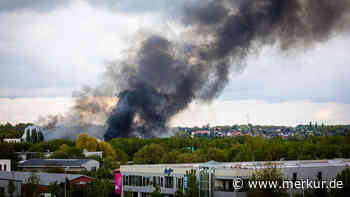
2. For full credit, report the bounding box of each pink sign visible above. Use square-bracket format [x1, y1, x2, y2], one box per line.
[115, 173, 123, 194]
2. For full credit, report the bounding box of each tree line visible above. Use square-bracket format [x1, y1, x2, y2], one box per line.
[109, 134, 350, 164]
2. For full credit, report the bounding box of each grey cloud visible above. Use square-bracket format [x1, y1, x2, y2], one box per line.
[221, 38, 350, 104]
[0, 0, 191, 15]
[0, 0, 69, 13]
[86, 0, 192, 13]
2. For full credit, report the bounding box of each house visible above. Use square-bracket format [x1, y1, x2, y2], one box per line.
[0, 160, 10, 172]
[3, 138, 22, 143]
[0, 171, 93, 197]
[83, 149, 103, 158]
[18, 159, 99, 173]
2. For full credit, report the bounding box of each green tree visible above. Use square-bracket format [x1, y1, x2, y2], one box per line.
[186, 169, 199, 197]
[38, 132, 44, 143]
[134, 143, 165, 164]
[48, 181, 63, 197]
[92, 167, 113, 179]
[247, 163, 288, 197]
[332, 168, 350, 197]
[22, 173, 41, 197]
[115, 148, 129, 164]
[175, 189, 186, 197]
[84, 179, 114, 197]
[50, 144, 85, 159]
[151, 185, 162, 197]
[234, 145, 255, 162]
[76, 133, 99, 152]
[31, 130, 38, 143]
[26, 130, 31, 143]
[161, 150, 180, 163]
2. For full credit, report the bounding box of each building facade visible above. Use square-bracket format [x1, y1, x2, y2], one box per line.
[120, 159, 350, 197]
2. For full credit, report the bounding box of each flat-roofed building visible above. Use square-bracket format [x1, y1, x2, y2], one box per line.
[120, 159, 350, 197]
[18, 159, 99, 173]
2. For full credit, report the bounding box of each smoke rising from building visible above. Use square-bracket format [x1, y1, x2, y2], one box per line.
[41, 0, 350, 140]
[104, 0, 350, 140]
[39, 87, 118, 140]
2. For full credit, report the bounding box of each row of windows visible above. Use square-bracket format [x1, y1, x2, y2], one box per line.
[123, 175, 183, 189]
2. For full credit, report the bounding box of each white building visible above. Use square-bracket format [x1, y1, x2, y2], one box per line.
[0, 160, 11, 172]
[120, 159, 350, 197]
[18, 159, 100, 173]
[83, 149, 103, 158]
[3, 138, 22, 143]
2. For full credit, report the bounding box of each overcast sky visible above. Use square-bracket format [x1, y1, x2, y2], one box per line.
[1, 0, 349, 126]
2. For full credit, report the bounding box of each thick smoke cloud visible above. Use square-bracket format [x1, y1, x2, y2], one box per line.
[104, 0, 350, 140]
[36, 0, 350, 140]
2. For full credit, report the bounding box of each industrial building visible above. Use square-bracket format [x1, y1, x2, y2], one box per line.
[18, 159, 100, 173]
[119, 159, 350, 197]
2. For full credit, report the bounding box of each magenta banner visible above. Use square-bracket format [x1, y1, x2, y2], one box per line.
[115, 173, 122, 194]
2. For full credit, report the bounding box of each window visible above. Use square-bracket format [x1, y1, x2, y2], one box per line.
[3, 165, 6, 171]
[177, 177, 183, 189]
[146, 177, 150, 186]
[138, 176, 142, 186]
[0, 164, 2, 171]
[124, 176, 128, 185]
[165, 176, 174, 188]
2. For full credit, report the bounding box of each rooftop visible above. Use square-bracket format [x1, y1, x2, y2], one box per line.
[18, 159, 95, 167]
[0, 171, 91, 186]
[121, 159, 350, 170]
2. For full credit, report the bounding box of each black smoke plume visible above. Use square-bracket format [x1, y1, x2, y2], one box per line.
[104, 0, 350, 140]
